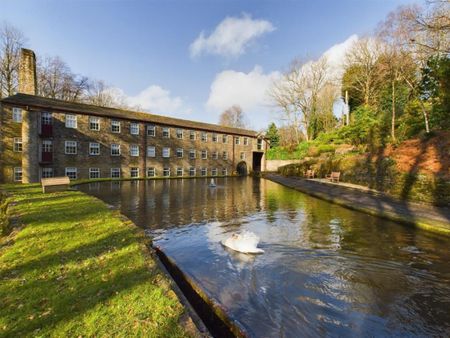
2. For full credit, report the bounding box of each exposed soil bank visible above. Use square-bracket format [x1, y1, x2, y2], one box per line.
[265, 174, 450, 235]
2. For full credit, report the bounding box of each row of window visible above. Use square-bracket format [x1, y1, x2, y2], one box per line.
[11, 166, 229, 181]
[61, 141, 246, 159]
[12, 108, 252, 145]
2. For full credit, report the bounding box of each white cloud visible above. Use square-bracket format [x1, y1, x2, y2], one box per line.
[206, 66, 280, 128]
[112, 85, 192, 118]
[204, 35, 361, 128]
[190, 13, 275, 58]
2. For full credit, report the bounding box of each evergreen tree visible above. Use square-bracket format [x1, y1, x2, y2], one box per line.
[266, 122, 280, 148]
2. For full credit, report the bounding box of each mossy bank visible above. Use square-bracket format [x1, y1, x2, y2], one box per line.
[0, 184, 193, 337]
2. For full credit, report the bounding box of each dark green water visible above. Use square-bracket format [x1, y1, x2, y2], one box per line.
[78, 178, 450, 337]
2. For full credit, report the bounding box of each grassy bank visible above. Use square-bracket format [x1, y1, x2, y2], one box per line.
[0, 185, 191, 337]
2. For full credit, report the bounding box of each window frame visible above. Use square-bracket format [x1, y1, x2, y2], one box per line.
[176, 148, 183, 158]
[65, 114, 77, 129]
[41, 167, 54, 179]
[147, 167, 156, 177]
[130, 144, 139, 157]
[176, 167, 183, 177]
[111, 120, 121, 133]
[162, 127, 170, 138]
[189, 167, 196, 176]
[64, 141, 77, 155]
[189, 149, 196, 159]
[147, 146, 156, 157]
[130, 167, 139, 178]
[89, 168, 100, 179]
[13, 137, 22, 152]
[147, 124, 156, 136]
[176, 128, 183, 139]
[111, 144, 121, 156]
[163, 167, 170, 177]
[201, 150, 207, 160]
[130, 122, 139, 135]
[65, 167, 77, 180]
[14, 167, 22, 182]
[89, 116, 100, 131]
[190, 130, 196, 140]
[89, 142, 100, 156]
[162, 147, 171, 158]
[111, 168, 121, 178]
[12, 108, 22, 123]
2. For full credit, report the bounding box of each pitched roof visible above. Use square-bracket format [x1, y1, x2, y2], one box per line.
[1, 93, 259, 137]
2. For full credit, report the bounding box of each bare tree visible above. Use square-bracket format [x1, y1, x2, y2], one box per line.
[270, 56, 332, 141]
[218, 105, 248, 128]
[37, 55, 89, 102]
[344, 38, 384, 107]
[0, 22, 26, 98]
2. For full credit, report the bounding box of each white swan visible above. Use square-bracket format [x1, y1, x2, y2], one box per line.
[208, 178, 217, 187]
[221, 231, 264, 254]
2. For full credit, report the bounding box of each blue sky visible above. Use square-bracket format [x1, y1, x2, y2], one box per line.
[1, 0, 419, 130]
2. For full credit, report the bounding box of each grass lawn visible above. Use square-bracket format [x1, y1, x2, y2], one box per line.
[0, 184, 192, 337]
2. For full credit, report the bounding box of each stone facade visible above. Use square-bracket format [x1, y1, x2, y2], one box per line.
[0, 98, 266, 183]
[0, 48, 266, 183]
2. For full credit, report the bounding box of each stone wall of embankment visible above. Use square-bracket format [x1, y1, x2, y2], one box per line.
[277, 154, 450, 207]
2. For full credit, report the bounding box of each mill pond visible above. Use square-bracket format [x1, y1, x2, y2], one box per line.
[78, 178, 450, 337]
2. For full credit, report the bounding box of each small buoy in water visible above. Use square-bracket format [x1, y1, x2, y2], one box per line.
[221, 231, 264, 254]
[209, 178, 217, 187]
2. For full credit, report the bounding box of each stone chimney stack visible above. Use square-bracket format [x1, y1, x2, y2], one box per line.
[18, 48, 37, 95]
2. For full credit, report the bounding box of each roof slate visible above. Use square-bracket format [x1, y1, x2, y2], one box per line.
[1, 93, 259, 137]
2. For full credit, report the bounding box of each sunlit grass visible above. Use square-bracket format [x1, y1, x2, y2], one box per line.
[0, 185, 190, 337]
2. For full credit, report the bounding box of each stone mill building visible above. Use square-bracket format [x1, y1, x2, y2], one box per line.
[0, 49, 267, 183]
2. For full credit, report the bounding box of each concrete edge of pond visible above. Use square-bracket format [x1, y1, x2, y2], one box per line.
[264, 174, 450, 236]
[154, 246, 249, 338]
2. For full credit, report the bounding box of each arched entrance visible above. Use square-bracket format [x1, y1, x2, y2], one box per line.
[236, 161, 247, 176]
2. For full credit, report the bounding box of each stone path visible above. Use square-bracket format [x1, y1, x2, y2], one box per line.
[265, 174, 450, 234]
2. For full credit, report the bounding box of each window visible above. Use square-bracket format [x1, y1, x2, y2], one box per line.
[189, 149, 196, 159]
[14, 167, 22, 182]
[41, 168, 53, 178]
[222, 168, 228, 176]
[201, 168, 207, 176]
[162, 127, 170, 138]
[111, 168, 121, 178]
[147, 125, 156, 136]
[257, 138, 263, 150]
[190, 130, 196, 140]
[65, 167, 77, 180]
[89, 116, 100, 131]
[240, 152, 245, 160]
[176, 148, 183, 158]
[13, 137, 22, 152]
[147, 167, 156, 177]
[201, 132, 207, 142]
[42, 112, 52, 125]
[130, 167, 139, 178]
[12, 108, 22, 123]
[147, 146, 156, 157]
[189, 167, 196, 177]
[42, 140, 52, 152]
[176, 128, 183, 139]
[176, 167, 183, 176]
[212, 133, 218, 142]
[244, 137, 249, 146]
[111, 120, 121, 133]
[235, 137, 240, 145]
[222, 135, 228, 143]
[65, 114, 77, 128]
[201, 150, 207, 159]
[130, 122, 139, 135]
[89, 168, 100, 179]
[163, 167, 170, 177]
[222, 151, 228, 160]
[130, 144, 139, 157]
[111, 144, 121, 156]
[65, 141, 77, 155]
[89, 142, 100, 155]
[212, 151, 218, 160]
[211, 168, 218, 176]
[162, 147, 170, 158]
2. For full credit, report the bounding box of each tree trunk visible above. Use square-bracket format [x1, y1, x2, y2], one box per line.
[391, 80, 396, 141]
